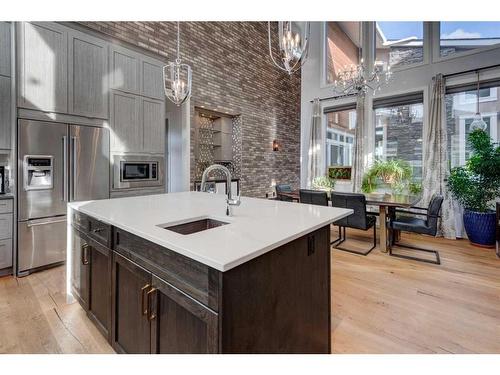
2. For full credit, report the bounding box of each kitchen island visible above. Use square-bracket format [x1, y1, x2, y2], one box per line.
[67, 192, 352, 354]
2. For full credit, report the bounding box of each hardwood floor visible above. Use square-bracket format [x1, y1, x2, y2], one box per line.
[331, 227, 500, 354]
[0, 229, 498, 354]
[0, 266, 113, 354]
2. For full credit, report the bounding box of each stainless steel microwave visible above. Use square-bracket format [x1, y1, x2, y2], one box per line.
[113, 155, 164, 189]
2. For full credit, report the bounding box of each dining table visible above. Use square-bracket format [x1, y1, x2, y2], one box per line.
[277, 190, 422, 253]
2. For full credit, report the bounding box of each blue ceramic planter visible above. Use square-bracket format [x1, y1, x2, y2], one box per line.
[463, 210, 496, 247]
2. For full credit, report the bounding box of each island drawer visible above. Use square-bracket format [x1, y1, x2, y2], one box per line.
[88, 217, 112, 248]
[72, 210, 111, 248]
[113, 227, 220, 312]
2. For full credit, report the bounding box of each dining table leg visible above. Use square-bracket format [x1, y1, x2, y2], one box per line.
[379, 205, 388, 253]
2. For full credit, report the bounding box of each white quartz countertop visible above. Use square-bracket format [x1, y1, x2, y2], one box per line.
[69, 192, 353, 272]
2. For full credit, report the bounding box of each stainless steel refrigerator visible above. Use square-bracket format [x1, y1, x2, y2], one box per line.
[17, 119, 109, 276]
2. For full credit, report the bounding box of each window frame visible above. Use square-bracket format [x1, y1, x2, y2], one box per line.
[323, 103, 357, 169]
[432, 21, 500, 63]
[374, 21, 431, 73]
[372, 94, 425, 180]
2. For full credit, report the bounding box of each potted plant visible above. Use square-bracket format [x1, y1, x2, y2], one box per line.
[312, 175, 336, 192]
[447, 129, 500, 247]
[328, 166, 352, 180]
[361, 159, 414, 194]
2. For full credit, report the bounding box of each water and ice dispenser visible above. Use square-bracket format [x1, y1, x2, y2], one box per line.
[23, 156, 54, 191]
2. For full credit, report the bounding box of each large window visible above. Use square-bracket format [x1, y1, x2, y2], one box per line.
[440, 22, 500, 58]
[325, 22, 361, 84]
[375, 22, 424, 69]
[374, 95, 424, 180]
[446, 84, 500, 168]
[325, 107, 357, 167]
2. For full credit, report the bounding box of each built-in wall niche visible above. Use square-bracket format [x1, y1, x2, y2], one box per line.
[194, 108, 241, 180]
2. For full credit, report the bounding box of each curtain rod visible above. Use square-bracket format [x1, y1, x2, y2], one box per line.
[309, 93, 357, 103]
[443, 63, 500, 79]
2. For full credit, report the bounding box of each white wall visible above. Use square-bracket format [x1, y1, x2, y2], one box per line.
[301, 21, 500, 188]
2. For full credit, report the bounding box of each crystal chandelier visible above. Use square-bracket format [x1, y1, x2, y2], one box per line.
[268, 21, 310, 75]
[332, 23, 392, 96]
[163, 22, 192, 106]
[469, 71, 488, 131]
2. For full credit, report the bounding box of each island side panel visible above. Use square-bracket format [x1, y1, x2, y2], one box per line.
[220, 225, 331, 354]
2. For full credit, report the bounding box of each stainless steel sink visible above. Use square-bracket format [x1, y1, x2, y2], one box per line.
[160, 218, 229, 235]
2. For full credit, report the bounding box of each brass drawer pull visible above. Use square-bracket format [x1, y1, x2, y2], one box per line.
[147, 287, 157, 321]
[141, 284, 151, 316]
[81, 243, 90, 265]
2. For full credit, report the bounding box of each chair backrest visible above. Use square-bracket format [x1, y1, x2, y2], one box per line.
[276, 184, 292, 194]
[299, 189, 328, 206]
[426, 194, 444, 234]
[331, 192, 369, 229]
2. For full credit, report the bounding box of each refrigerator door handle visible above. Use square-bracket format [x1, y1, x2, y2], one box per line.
[26, 217, 67, 228]
[71, 136, 77, 201]
[62, 136, 68, 202]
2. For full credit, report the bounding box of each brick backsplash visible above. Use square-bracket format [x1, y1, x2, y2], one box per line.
[79, 21, 301, 198]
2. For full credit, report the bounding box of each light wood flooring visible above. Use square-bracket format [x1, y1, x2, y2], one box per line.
[0, 228, 498, 354]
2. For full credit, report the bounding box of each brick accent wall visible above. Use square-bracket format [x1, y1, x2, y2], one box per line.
[79, 22, 301, 198]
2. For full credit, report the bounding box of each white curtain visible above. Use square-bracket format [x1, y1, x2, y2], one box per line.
[422, 74, 456, 239]
[352, 93, 365, 192]
[307, 98, 323, 187]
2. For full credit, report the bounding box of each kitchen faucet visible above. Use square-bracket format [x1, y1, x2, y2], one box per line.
[201, 164, 241, 216]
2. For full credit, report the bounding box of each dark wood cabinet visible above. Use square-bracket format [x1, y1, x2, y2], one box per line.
[70, 228, 90, 310]
[71, 208, 332, 353]
[221, 228, 331, 353]
[111, 252, 152, 354]
[87, 239, 112, 340]
[150, 275, 218, 354]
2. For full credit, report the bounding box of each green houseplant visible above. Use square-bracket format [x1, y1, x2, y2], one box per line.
[447, 129, 500, 247]
[361, 159, 414, 194]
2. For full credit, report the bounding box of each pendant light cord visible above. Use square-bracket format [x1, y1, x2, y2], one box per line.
[176, 21, 181, 64]
[476, 70, 480, 114]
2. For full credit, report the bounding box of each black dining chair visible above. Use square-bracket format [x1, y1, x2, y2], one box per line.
[299, 189, 329, 206]
[388, 193, 444, 265]
[330, 192, 377, 255]
[276, 184, 294, 202]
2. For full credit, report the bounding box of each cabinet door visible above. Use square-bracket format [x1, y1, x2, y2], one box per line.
[150, 275, 218, 354]
[141, 58, 164, 100]
[17, 22, 68, 113]
[142, 97, 164, 153]
[110, 45, 140, 94]
[111, 252, 152, 354]
[68, 31, 108, 119]
[0, 238, 12, 269]
[0, 22, 11, 77]
[110, 91, 141, 152]
[88, 239, 112, 341]
[0, 213, 12, 240]
[0, 75, 11, 149]
[71, 228, 90, 310]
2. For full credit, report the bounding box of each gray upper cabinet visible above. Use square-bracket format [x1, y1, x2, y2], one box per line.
[110, 45, 140, 94]
[0, 22, 11, 77]
[110, 91, 141, 152]
[0, 76, 11, 149]
[141, 58, 164, 100]
[142, 98, 164, 153]
[17, 22, 68, 113]
[68, 30, 109, 119]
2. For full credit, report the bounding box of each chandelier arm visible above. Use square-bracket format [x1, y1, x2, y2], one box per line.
[268, 22, 289, 72]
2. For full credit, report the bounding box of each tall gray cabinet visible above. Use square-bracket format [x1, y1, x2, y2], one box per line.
[0, 22, 12, 150]
[15, 22, 167, 201]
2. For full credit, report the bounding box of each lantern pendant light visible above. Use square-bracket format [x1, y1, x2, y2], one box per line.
[163, 21, 192, 106]
[469, 71, 488, 131]
[268, 21, 310, 75]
